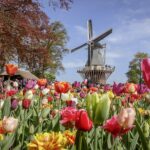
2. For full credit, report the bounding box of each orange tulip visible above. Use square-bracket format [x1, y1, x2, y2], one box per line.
[5, 64, 18, 76]
[37, 79, 47, 87]
[54, 82, 70, 93]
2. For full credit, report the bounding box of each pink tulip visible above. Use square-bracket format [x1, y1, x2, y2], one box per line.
[60, 107, 77, 128]
[2, 116, 18, 133]
[117, 108, 136, 128]
[141, 58, 150, 88]
[103, 107, 136, 137]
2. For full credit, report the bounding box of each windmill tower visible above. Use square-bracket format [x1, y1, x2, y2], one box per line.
[71, 20, 115, 84]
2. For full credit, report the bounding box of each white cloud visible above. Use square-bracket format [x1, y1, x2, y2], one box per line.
[75, 25, 87, 37]
[108, 18, 150, 45]
[63, 60, 85, 68]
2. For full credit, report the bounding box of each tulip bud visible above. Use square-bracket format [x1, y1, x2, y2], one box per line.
[145, 93, 150, 103]
[42, 108, 50, 118]
[11, 98, 18, 109]
[143, 122, 149, 137]
[0, 100, 4, 109]
[86, 93, 111, 125]
[22, 99, 31, 109]
[29, 124, 34, 134]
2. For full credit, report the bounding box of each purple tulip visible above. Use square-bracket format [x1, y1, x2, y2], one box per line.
[73, 81, 81, 88]
[11, 98, 18, 109]
[137, 84, 150, 94]
[104, 84, 112, 92]
[80, 92, 86, 98]
[25, 80, 36, 89]
[112, 82, 124, 96]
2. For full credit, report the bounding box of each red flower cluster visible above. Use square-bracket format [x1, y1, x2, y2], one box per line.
[6, 89, 18, 97]
[54, 82, 70, 94]
[60, 107, 93, 131]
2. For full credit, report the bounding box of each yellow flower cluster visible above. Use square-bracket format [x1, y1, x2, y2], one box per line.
[27, 130, 76, 150]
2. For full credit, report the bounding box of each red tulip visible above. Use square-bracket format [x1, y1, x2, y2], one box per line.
[103, 108, 135, 137]
[22, 99, 31, 109]
[124, 83, 137, 94]
[37, 79, 47, 87]
[6, 89, 18, 97]
[54, 82, 70, 93]
[141, 58, 150, 88]
[102, 116, 130, 137]
[75, 110, 93, 131]
[5, 64, 18, 76]
[60, 107, 77, 128]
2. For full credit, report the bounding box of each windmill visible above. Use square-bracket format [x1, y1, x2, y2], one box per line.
[71, 20, 115, 84]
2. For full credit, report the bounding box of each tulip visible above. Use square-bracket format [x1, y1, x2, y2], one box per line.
[6, 89, 18, 97]
[54, 82, 70, 93]
[2, 116, 18, 133]
[11, 98, 18, 109]
[117, 108, 136, 128]
[112, 82, 124, 96]
[61, 93, 70, 101]
[13, 81, 18, 88]
[60, 107, 77, 128]
[141, 58, 150, 88]
[22, 99, 31, 109]
[86, 93, 111, 125]
[34, 84, 39, 90]
[24, 90, 33, 99]
[103, 107, 136, 137]
[37, 79, 47, 87]
[42, 88, 50, 95]
[124, 83, 137, 94]
[75, 109, 93, 131]
[25, 80, 36, 89]
[42, 97, 48, 105]
[5, 64, 18, 76]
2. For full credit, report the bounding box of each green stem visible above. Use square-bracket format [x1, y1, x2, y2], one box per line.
[94, 126, 98, 150]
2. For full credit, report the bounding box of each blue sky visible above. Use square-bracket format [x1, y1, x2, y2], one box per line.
[43, 0, 150, 83]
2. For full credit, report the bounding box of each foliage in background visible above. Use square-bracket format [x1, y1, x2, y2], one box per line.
[126, 52, 149, 83]
[0, 0, 71, 76]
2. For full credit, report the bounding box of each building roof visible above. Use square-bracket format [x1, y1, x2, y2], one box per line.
[0, 70, 39, 80]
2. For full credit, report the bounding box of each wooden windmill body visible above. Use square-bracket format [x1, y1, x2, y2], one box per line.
[71, 20, 115, 84]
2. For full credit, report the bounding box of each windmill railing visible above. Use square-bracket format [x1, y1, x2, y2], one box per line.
[77, 65, 115, 73]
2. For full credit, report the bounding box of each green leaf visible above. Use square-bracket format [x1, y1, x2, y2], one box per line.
[1, 133, 16, 150]
[107, 133, 112, 149]
[2, 98, 11, 117]
[135, 119, 149, 150]
[41, 108, 50, 118]
[130, 133, 139, 150]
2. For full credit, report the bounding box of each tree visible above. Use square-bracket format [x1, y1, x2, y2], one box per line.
[126, 52, 149, 83]
[0, 0, 71, 75]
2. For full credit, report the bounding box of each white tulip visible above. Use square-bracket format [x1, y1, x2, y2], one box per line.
[24, 90, 33, 99]
[42, 88, 50, 95]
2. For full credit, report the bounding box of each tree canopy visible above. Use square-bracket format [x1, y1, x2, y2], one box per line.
[0, 0, 71, 77]
[126, 52, 149, 83]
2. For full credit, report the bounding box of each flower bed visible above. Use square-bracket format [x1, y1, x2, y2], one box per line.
[0, 64, 150, 150]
